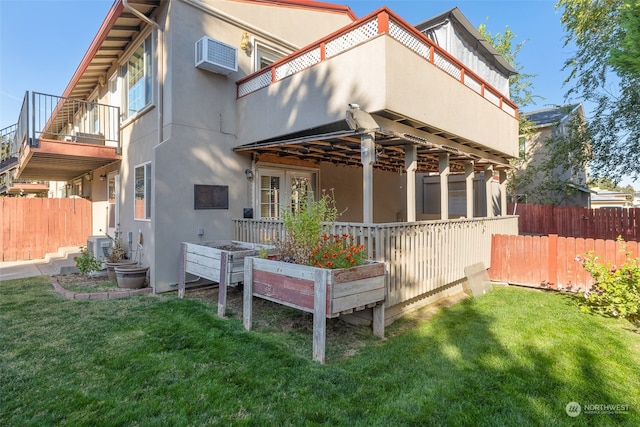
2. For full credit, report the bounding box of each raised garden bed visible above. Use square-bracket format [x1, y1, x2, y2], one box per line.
[178, 240, 273, 317]
[243, 257, 386, 363]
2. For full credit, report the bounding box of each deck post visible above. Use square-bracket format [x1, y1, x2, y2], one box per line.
[499, 169, 508, 216]
[439, 153, 450, 220]
[361, 132, 375, 223]
[465, 161, 475, 218]
[485, 165, 494, 217]
[405, 144, 417, 222]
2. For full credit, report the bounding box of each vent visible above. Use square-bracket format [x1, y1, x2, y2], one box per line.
[195, 36, 238, 76]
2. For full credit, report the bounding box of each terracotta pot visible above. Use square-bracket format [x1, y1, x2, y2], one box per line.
[105, 260, 138, 281]
[115, 265, 149, 289]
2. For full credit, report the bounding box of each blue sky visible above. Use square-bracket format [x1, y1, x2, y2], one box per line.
[2, 0, 629, 185]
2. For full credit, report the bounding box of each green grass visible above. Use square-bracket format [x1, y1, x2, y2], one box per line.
[1, 278, 639, 426]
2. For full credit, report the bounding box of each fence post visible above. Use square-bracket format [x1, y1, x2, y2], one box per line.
[548, 234, 558, 289]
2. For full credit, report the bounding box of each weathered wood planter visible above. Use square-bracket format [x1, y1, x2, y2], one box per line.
[178, 241, 273, 317]
[243, 257, 386, 363]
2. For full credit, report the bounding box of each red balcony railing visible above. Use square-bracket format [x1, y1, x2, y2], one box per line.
[237, 7, 518, 119]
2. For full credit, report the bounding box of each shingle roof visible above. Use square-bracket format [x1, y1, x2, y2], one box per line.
[523, 104, 581, 128]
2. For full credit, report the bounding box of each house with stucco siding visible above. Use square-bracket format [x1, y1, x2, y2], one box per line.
[0, 0, 519, 322]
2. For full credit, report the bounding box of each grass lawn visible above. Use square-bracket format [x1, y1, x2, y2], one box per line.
[1, 277, 639, 426]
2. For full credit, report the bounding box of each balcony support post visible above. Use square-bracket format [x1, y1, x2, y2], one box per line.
[404, 144, 417, 222]
[485, 165, 494, 218]
[499, 169, 508, 216]
[439, 153, 449, 220]
[465, 160, 475, 219]
[361, 132, 376, 223]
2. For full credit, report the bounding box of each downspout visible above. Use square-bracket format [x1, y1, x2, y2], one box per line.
[122, 0, 163, 293]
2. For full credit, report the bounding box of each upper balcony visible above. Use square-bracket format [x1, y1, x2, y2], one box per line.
[236, 8, 519, 173]
[3, 91, 121, 181]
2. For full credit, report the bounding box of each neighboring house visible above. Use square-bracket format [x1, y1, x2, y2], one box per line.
[589, 188, 632, 209]
[0, 0, 519, 321]
[515, 104, 591, 207]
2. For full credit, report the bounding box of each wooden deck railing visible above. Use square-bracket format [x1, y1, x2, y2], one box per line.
[236, 8, 518, 118]
[234, 216, 519, 307]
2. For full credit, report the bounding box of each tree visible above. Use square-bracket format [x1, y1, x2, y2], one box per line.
[609, 1, 640, 75]
[557, 0, 640, 183]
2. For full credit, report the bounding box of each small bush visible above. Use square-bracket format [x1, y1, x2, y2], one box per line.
[578, 248, 640, 324]
[74, 246, 102, 276]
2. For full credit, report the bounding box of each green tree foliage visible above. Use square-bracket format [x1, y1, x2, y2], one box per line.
[557, 0, 640, 182]
[609, 1, 640, 75]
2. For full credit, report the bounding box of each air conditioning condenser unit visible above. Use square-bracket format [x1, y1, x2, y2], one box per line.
[195, 36, 238, 76]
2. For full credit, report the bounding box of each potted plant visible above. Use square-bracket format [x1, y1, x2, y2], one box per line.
[104, 228, 137, 280]
[243, 182, 386, 363]
[114, 264, 149, 289]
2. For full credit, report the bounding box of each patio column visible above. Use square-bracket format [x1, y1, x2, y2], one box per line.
[361, 132, 376, 223]
[484, 165, 494, 218]
[439, 153, 449, 220]
[405, 144, 417, 222]
[465, 161, 474, 218]
[499, 169, 508, 216]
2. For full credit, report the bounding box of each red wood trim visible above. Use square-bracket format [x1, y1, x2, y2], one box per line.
[377, 11, 389, 34]
[320, 42, 326, 61]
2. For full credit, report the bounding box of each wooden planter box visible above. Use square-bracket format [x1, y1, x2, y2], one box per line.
[243, 257, 386, 363]
[178, 241, 273, 317]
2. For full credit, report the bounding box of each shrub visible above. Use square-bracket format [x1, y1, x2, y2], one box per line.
[75, 246, 102, 276]
[578, 248, 640, 324]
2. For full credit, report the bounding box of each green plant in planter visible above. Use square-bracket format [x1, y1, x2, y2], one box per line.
[276, 181, 367, 268]
[74, 246, 102, 276]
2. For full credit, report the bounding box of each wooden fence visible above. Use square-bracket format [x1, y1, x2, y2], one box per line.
[489, 234, 639, 291]
[509, 203, 640, 241]
[0, 197, 92, 261]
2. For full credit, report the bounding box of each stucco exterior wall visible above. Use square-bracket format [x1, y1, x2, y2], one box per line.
[237, 35, 518, 158]
[145, 1, 358, 291]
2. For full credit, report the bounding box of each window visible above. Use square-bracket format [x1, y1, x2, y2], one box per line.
[259, 173, 282, 219]
[254, 42, 286, 71]
[122, 35, 153, 119]
[256, 168, 317, 219]
[134, 163, 151, 220]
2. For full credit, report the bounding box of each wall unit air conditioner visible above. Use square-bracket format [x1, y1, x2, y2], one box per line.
[87, 236, 112, 259]
[195, 36, 238, 76]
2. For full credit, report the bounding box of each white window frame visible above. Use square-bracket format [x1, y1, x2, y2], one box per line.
[253, 40, 288, 72]
[254, 166, 318, 219]
[121, 33, 153, 121]
[134, 162, 152, 221]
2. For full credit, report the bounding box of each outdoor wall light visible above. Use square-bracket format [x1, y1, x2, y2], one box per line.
[240, 32, 251, 53]
[98, 75, 106, 88]
[99, 174, 106, 181]
[244, 169, 254, 180]
[85, 173, 92, 181]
